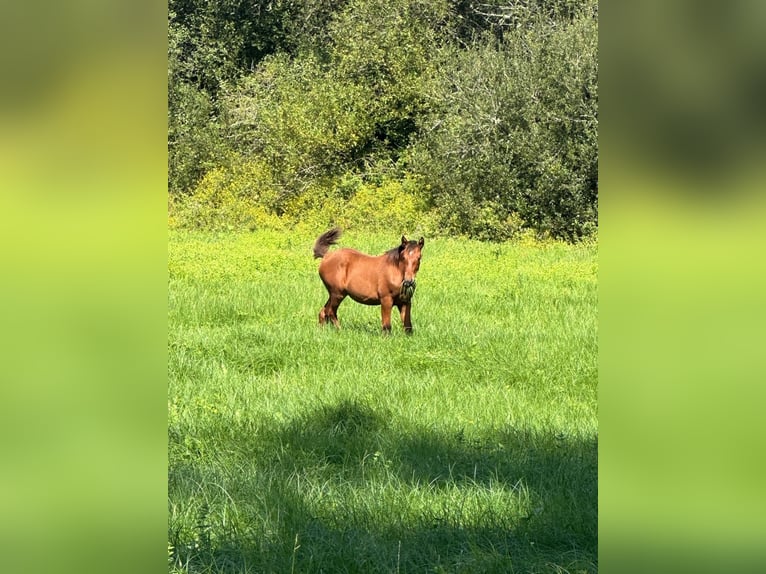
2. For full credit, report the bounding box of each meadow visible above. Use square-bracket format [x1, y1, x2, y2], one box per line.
[168, 229, 598, 573]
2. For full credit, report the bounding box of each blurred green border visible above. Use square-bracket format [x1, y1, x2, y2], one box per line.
[600, 1, 766, 571]
[1, 2, 167, 574]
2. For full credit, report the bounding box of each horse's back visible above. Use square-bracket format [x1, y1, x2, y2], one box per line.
[319, 247, 375, 269]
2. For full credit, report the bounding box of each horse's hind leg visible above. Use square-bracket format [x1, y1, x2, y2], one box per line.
[319, 297, 334, 326]
[328, 293, 345, 328]
[319, 293, 344, 328]
[318, 300, 330, 325]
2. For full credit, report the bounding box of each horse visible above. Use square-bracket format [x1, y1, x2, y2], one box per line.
[313, 228, 425, 333]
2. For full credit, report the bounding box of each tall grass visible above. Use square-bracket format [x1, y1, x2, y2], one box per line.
[168, 229, 597, 573]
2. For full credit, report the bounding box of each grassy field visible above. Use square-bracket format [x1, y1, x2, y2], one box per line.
[168, 229, 598, 573]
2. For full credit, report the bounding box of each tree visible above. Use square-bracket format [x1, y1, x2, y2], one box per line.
[408, 1, 598, 239]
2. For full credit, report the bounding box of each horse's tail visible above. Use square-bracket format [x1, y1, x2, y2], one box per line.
[313, 227, 343, 259]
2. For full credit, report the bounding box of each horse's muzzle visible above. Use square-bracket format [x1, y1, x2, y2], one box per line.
[400, 279, 417, 300]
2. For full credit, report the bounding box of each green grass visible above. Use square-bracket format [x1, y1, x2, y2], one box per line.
[168, 229, 598, 573]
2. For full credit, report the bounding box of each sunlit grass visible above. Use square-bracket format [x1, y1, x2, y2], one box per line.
[168, 229, 597, 573]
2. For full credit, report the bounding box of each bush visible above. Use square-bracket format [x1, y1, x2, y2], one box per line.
[167, 0, 598, 242]
[168, 82, 229, 197]
[340, 176, 431, 233]
[280, 174, 435, 235]
[174, 159, 284, 231]
[409, 2, 598, 241]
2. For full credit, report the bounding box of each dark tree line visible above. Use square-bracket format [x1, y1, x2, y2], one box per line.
[169, 0, 597, 241]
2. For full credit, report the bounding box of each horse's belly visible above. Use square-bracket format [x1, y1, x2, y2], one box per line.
[346, 288, 380, 305]
[344, 274, 382, 304]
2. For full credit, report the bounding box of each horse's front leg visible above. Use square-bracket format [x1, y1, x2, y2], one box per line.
[380, 297, 394, 334]
[398, 303, 413, 334]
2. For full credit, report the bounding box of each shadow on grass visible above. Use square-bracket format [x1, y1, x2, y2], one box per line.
[169, 400, 597, 573]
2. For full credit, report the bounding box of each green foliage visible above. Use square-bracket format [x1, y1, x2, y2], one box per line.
[168, 9, 232, 197]
[168, 0, 293, 94]
[173, 158, 284, 231]
[226, 54, 378, 199]
[279, 178, 346, 232]
[340, 176, 434, 233]
[167, 81, 228, 198]
[408, 3, 598, 240]
[167, 0, 598, 242]
[175, 166, 434, 236]
[327, 0, 445, 154]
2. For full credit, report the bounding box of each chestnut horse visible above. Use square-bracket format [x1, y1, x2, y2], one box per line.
[313, 228, 424, 333]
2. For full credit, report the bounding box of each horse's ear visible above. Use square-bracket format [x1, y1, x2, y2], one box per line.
[401, 235, 408, 246]
[418, 237, 425, 249]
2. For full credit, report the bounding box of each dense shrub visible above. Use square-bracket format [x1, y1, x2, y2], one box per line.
[225, 54, 379, 202]
[167, 82, 228, 198]
[167, 0, 598, 241]
[408, 4, 598, 241]
[339, 176, 434, 233]
[173, 159, 284, 231]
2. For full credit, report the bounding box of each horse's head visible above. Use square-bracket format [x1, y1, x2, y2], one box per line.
[399, 235, 424, 298]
